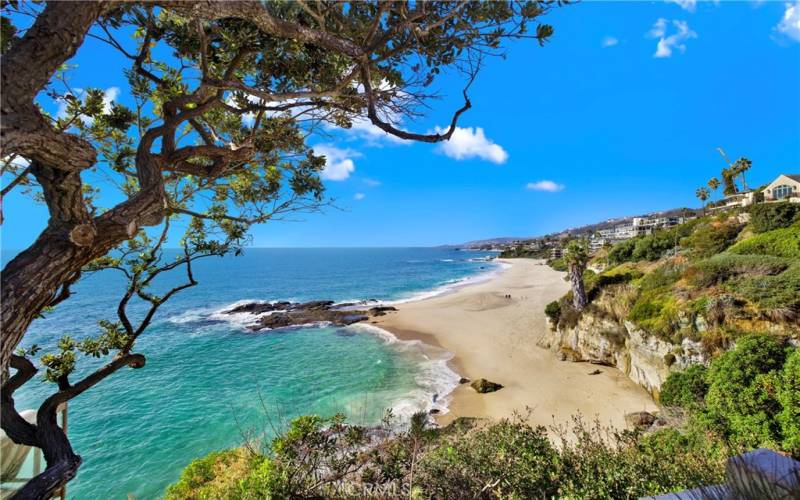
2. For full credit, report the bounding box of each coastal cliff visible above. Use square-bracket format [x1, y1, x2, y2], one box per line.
[538, 307, 706, 399]
[540, 208, 800, 399]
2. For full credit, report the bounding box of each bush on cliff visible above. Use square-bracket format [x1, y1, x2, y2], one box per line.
[683, 220, 743, 258]
[548, 257, 568, 272]
[686, 253, 789, 288]
[545, 300, 561, 325]
[608, 238, 636, 265]
[660, 365, 708, 408]
[661, 335, 799, 458]
[168, 413, 727, 499]
[749, 201, 800, 233]
[704, 334, 792, 452]
[727, 225, 800, 259]
[777, 348, 800, 456]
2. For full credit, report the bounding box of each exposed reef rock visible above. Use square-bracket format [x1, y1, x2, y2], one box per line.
[224, 300, 394, 331]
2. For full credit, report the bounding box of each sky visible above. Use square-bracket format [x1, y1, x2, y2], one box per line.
[3, 0, 800, 249]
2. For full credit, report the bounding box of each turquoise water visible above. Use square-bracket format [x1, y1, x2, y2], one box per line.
[7, 248, 498, 499]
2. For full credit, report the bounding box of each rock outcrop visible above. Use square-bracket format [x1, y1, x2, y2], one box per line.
[470, 378, 503, 393]
[624, 411, 657, 429]
[540, 308, 706, 399]
[224, 300, 394, 331]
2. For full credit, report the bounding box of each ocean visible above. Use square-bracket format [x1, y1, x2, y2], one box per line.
[6, 247, 499, 499]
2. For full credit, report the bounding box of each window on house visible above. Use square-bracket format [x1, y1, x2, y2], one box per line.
[773, 184, 795, 200]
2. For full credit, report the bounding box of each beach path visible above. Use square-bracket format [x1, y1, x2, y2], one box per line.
[373, 258, 658, 430]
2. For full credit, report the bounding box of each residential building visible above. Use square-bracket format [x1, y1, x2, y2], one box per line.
[712, 191, 756, 211]
[763, 174, 800, 202]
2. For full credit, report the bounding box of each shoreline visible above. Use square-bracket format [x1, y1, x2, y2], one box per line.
[371, 258, 658, 430]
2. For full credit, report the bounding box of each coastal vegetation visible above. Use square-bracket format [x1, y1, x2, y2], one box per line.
[168, 411, 727, 499]
[549, 203, 799, 343]
[543, 197, 800, 466]
[0, 2, 559, 497]
[661, 334, 800, 457]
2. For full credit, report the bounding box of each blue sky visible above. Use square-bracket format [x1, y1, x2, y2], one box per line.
[3, 0, 800, 248]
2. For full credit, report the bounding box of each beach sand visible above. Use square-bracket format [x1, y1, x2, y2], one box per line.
[373, 258, 658, 430]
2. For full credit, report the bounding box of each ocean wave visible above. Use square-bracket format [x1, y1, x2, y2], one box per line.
[165, 299, 295, 331]
[384, 260, 509, 306]
[346, 323, 461, 422]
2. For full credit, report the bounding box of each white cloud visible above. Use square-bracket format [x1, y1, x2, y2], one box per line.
[667, 0, 697, 13]
[363, 178, 381, 187]
[313, 144, 359, 181]
[775, 1, 800, 42]
[602, 36, 619, 48]
[433, 126, 508, 164]
[526, 180, 564, 193]
[649, 18, 668, 38]
[102, 87, 120, 113]
[648, 18, 697, 58]
[354, 192, 366, 200]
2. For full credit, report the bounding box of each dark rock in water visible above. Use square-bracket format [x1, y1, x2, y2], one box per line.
[588, 369, 602, 376]
[624, 411, 657, 429]
[429, 408, 441, 415]
[470, 378, 503, 394]
[225, 301, 292, 315]
[300, 300, 336, 310]
[225, 300, 385, 331]
[458, 377, 471, 384]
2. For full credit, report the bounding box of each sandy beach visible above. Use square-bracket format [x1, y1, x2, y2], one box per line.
[373, 258, 657, 430]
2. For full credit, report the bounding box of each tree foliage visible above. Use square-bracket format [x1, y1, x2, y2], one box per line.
[0, 2, 560, 497]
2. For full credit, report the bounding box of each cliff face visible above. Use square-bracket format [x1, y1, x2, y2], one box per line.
[538, 307, 706, 399]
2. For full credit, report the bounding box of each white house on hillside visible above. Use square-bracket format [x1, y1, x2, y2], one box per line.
[763, 174, 800, 202]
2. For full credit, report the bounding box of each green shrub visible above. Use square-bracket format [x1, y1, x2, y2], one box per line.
[171, 413, 730, 499]
[166, 449, 249, 499]
[608, 239, 636, 264]
[660, 365, 709, 408]
[778, 348, 800, 456]
[683, 221, 743, 258]
[632, 231, 676, 261]
[418, 418, 561, 498]
[727, 225, 800, 259]
[703, 335, 789, 451]
[750, 202, 800, 233]
[687, 254, 790, 288]
[638, 263, 683, 291]
[555, 422, 724, 498]
[730, 262, 800, 314]
[625, 265, 686, 340]
[545, 300, 561, 325]
[548, 257, 567, 272]
[629, 291, 681, 341]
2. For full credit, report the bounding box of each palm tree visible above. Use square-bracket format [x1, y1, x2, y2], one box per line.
[708, 177, 720, 195]
[732, 157, 752, 192]
[563, 239, 589, 311]
[696, 187, 710, 215]
[721, 167, 739, 196]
